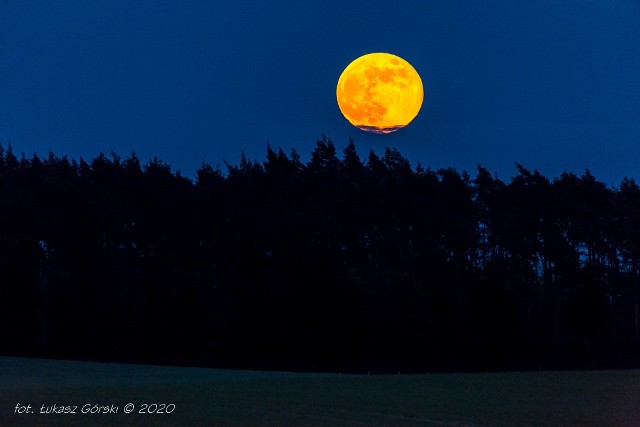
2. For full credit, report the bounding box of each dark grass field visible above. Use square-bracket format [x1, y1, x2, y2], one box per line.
[1, 357, 639, 426]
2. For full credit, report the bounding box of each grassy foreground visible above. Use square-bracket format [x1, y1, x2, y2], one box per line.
[1, 357, 639, 426]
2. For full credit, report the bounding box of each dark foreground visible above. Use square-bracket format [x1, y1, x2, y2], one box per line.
[1, 357, 639, 426]
[4, 145, 640, 374]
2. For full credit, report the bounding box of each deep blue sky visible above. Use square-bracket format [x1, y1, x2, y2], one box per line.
[1, 0, 639, 184]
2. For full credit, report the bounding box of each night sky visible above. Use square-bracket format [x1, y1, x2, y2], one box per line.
[2, 0, 639, 184]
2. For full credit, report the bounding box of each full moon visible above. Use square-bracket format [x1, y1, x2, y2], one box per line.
[336, 52, 424, 134]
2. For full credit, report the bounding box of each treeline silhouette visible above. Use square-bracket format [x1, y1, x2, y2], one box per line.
[1, 137, 639, 373]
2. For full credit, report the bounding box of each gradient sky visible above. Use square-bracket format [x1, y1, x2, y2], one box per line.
[1, 0, 639, 184]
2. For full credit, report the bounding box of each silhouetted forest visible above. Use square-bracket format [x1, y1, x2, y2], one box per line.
[1, 137, 639, 373]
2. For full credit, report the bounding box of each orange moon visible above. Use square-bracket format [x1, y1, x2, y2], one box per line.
[336, 52, 424, 134]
